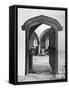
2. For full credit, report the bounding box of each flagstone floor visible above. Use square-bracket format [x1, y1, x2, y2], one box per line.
[18, 52, 65, 82]
[18, 72, 65, 82]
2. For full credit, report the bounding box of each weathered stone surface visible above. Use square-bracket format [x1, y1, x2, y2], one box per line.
[18, 72, 65, 82]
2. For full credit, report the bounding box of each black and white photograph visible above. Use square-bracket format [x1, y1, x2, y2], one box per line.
[17, 6, 67, 82]
[0, 0, 69, 89]
[9, 5, 67, 85]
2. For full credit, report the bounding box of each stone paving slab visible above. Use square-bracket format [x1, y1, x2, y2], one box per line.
[18, 72, 65, 82]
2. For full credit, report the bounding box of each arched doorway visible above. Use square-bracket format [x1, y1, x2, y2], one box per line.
[28, 32, 39, 72]
[22, 15, 62, 75]
[40, 28, 56, 73]
[40, 29, 50, 54]
[29, 32, 39, 50]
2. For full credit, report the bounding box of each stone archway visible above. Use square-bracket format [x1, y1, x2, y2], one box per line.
[40, 29, 50, 49]
[40, 27, 57, 73]
[28, 32, 39, 72]
[22, 15, 62, 75]
[29, 32, 39, 50]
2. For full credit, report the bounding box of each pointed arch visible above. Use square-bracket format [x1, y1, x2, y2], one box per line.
[40, 29, 50, 43]
[29, 32, 39, 50]
[21, 15, 63, 75]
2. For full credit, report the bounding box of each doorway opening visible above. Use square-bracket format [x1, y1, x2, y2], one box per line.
[22, 15, 62, 76]
[29, 24, 52, 73]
